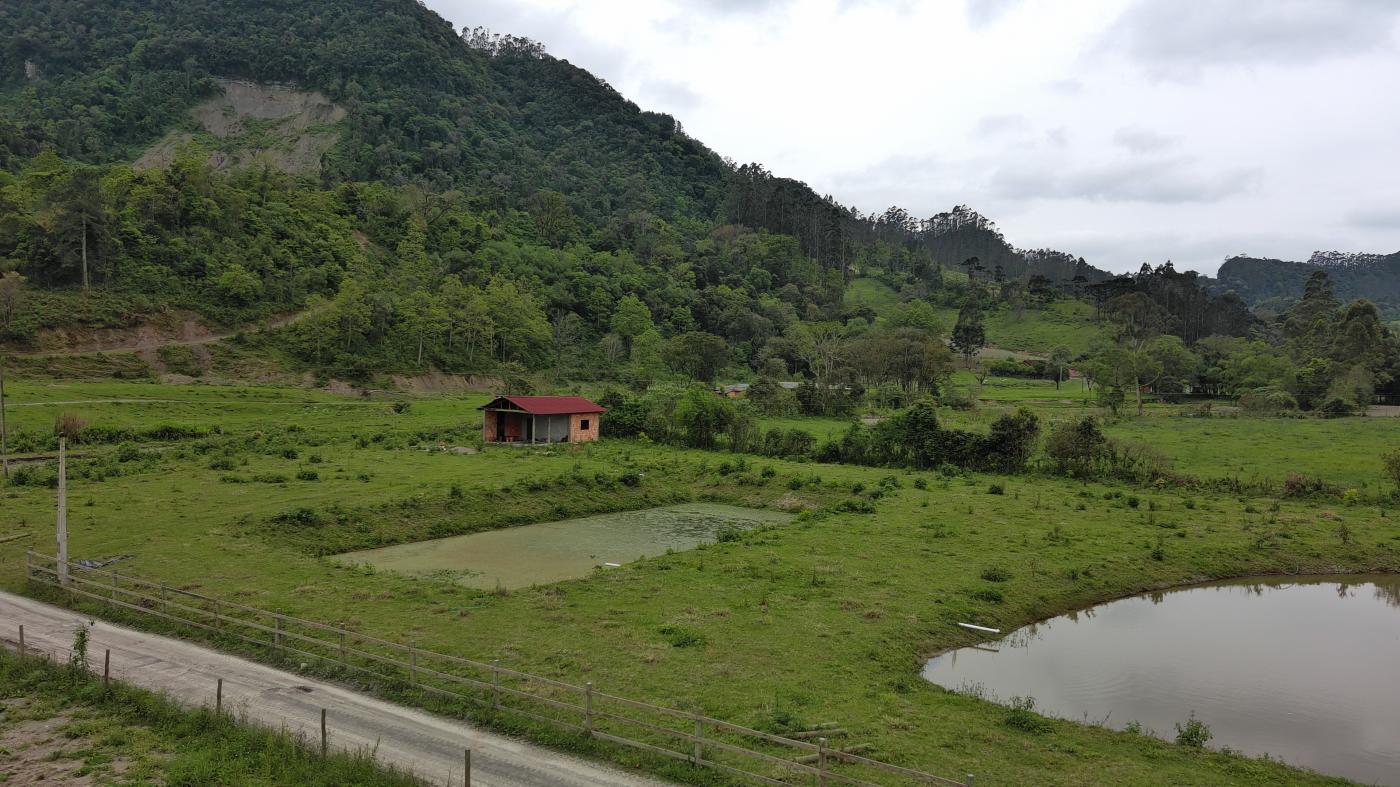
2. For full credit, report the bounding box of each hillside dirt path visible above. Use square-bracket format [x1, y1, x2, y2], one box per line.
[0, 592, 666, 787]
[11, 312, 306, 358]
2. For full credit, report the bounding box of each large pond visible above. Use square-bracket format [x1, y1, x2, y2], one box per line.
[335, 503, 791, 590]
[923, 575, 1400, 785]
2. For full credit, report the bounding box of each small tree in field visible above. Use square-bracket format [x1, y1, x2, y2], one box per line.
[1383, 448, 1400, 491]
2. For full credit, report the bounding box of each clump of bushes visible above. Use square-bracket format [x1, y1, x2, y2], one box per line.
[980, 567, 1012, 582]
[658, 625, 706, 648]
[1174, 713, 1213, 748]
[1004, 696, 1052, 733]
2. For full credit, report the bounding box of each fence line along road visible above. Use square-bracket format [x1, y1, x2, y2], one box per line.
[24, 551, 973, 787]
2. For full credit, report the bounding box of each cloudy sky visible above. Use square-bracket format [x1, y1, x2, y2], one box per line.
[426, 0, 1400, 275]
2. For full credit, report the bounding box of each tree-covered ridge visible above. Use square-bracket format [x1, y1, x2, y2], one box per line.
[0, 0, 728, 223]
[1, 0, 1109, 290]
[1214, 251, 1400, 319]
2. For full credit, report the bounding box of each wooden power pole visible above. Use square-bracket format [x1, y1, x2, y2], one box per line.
[57, 437, 68, 587]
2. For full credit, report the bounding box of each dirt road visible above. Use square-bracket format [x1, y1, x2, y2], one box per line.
[0, 591, 665, 787]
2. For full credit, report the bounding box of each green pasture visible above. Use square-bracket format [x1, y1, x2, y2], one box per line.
[2, 382, 1397, 785]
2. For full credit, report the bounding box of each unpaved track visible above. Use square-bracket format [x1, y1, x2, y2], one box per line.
[0, 592, 666, 787]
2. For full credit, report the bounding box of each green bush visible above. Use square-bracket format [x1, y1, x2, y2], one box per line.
[1004, 696, 1052, 733]
[658, 625, 706, 648]
[1174, 713, 1213, 748]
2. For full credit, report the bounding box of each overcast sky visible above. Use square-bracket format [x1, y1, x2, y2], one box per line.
[426, 0, 1400, 275]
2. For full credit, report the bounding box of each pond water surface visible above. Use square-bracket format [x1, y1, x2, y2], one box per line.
[336, 503, 791, 590]
[923, 575, 1400, 785]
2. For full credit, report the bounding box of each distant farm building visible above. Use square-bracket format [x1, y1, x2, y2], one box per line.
[480, 396, 605, 444]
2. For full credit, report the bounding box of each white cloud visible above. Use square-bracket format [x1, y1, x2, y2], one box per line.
[425, 0, 1400, 274]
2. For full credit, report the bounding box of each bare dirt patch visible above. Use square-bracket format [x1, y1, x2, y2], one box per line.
[135, 78, 345, 175]
[0, 703, 136, 786]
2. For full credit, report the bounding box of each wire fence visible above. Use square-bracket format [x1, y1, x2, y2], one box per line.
[24, 550, 973, 787]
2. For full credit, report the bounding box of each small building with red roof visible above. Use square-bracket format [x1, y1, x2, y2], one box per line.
[479, 395, 606, 444]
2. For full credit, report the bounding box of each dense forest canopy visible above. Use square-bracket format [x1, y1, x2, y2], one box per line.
[1, 0, 1397, 413]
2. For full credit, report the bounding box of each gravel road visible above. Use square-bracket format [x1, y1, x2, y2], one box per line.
[0, 591, 666, 787]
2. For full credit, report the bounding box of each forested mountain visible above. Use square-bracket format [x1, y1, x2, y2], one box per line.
[1214, 251, 1400, 318]
[0, 0, 727, 222]
[11, 0, 1373, 408]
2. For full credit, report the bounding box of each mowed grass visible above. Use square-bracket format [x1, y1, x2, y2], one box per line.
[2, 383, 1398, 784]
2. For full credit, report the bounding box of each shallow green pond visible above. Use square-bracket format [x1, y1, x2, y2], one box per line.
[335, 503, 791, 589]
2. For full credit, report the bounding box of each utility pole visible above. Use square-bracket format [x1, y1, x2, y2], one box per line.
[57, 437, 68, 587]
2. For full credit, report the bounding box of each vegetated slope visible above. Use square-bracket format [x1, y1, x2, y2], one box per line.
[0, 0, 1105, 283]
[1215, 251, 1400, 317]
[0, 0, 728, 223]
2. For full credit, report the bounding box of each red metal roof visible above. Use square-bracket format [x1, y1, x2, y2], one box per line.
[479, 395, 606, 415]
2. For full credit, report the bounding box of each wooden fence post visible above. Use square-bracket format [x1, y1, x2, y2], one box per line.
[491, 659, 500, 710]
[409, 640, 418, 686]
[216, 678, 223, 713]
[56, 438, 67, 588]
[583, 681, 593, 735]
[274, 617, 283, 655]
[24, 549, 31, 582]
[817, 737, 828, 787]
[692, 715, 703, 764]
[159, 583, 168, 615]
[111, 571, 118, 603]
[967, 775, 975, 787]
[17, 624, 23, 656]
[464, 749, 472, 786]
[213, 598, 221, 630]
[320, 708, 328, 756]
[338, 630, 346, 666]
[102, 649, 110, 689]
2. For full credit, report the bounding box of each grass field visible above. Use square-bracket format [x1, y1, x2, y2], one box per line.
[0, 649, 415, 785]
[3, 381, 1398, 785]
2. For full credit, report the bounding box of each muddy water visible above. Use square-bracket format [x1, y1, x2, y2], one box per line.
[923, 575, 1400, 785]
[336, 503, 791, 590]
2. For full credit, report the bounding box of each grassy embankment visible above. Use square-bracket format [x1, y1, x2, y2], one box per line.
[844, 277, 1107, 355]
[0, 648, 418, 785]
[1, 381, 1397, 785]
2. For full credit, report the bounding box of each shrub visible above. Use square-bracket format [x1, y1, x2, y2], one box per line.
[1174, 713, 1213, 748]
[252, 472, 289, 484]
[913, 478, 927, 490]
[618, 470, 642, 487]
[1046, 417, 1108, 478]
[987, 483, 1004, 495]
[1282, 473, 1336, 498]
[273, 507, 325, 527]
[972, 588, 1004, 603]
[280, 448, 299, 460]
[1126, 496, 1140, 508]
[658, 625, 706, 648]
[980, 567, 1012, 582]
[1383, 449, 1400, 489]
[296, 470, 320, 481]
[715, 525, 743, 543]
[54, 412, 88, 442]
[308, 453, 324, 464]
[208, 456, 236, 471]
[392, 401, 412, 414]
[1004, 696, 1052, 733]
[115, 442, 141, 463]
